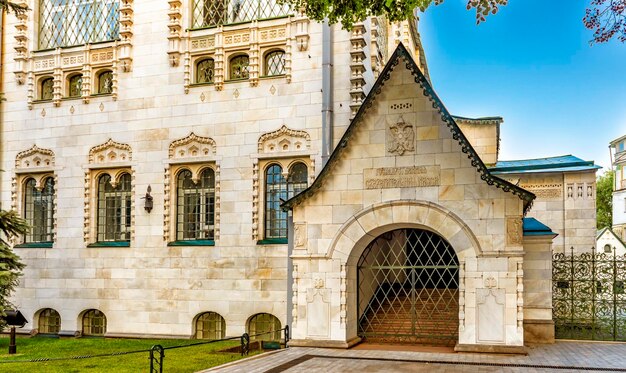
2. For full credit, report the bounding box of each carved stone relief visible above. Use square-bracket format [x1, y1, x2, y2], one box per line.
[168, 132, 216, 159]
[520, 183, 562, 200]
[294, 223, 306, 248]
[258, 125, 311, 154]
[506, 217, 523, 246]
[306, 283, 330, 338]
[364, 166, 440, 189]
[15, 145, 55, 170]
[476, 288, 505, 343]
[387, 117, 415, 156]
[89, 139, 132, 164]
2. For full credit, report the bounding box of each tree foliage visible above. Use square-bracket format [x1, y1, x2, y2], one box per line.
[0, 0, 27, 15]
[0, 210, 27, 326]
[584, 0, 626, 43]
[597, 170, 614, 230]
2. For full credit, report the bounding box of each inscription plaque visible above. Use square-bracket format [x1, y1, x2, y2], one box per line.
[364, 166, 440, 189]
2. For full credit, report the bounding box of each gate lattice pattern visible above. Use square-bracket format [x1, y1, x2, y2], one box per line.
[357, 229, 459, 346]
[553, 249, 626, 341]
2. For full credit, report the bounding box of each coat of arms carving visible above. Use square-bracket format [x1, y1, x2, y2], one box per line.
[388, 117, 415, 155]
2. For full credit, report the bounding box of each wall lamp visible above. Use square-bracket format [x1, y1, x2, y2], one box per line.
[143, 185, 153, 213]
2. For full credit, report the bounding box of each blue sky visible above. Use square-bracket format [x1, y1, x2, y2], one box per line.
[419, 0, 626, 172]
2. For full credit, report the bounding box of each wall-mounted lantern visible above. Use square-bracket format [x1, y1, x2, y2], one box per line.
[142, 185, 153, 213]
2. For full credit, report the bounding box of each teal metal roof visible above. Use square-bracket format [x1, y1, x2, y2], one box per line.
[489, 155, 601, 174]
[523, 218, 557, 236]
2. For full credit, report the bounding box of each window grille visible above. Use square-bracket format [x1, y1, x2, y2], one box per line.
[97, 173, 131, 242]
[229, 55, 249, 80]
[191, 0, 290, 29]
[82, 309, 106, 336]
[38, 308, 61, 334]
[264, 163, 307, 239]
[264, 50, 285, 76]
[248, 313, 281, 341]
[23, 177, 54, 244]
[38, 0, 120, 49]
[195, 312, 225, 339]
[68, 74, 83, 97]
[97, 71, 113, 94]
[176, 169, 215, 241]
[40, 77, 54, 100]
[196, 59, 215, 84]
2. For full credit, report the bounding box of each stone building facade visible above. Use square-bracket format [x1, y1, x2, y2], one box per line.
[610, 135, 626, 240]
[0, 0, 598, 350]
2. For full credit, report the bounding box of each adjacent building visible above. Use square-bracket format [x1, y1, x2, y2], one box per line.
[610, 135, 626, 240]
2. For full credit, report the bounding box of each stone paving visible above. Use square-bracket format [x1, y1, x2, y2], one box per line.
[203, 342, 626, 373]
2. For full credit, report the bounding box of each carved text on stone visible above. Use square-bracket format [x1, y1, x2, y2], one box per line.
[364, 166, 440, 189]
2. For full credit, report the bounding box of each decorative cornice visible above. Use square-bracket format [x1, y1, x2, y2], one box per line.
[168, 132, 216, 159]
[89, 139, 132, 164]
[282, 43, 535, 214]
[15, 145, 55, 169]
[257, 125, 311, 153]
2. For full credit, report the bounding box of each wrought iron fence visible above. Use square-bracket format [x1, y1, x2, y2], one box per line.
[553, 248, 626, 341]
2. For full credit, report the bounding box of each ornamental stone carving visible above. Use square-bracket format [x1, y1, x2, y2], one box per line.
[168, 133, 216, 159]
[387, 117, 415, 155]
[506, 217, 523, 246]
[258, 125, 311, 154]
[15, 145, 55, 170]
[89, 139, 132, 164]
[294, 223, 306, 247]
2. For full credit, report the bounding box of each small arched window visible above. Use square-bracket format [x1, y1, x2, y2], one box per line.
[97, 70, 113, 94]
[248, 313, 281, 341]
[82, 309, 106, 336]
[38, 308, 61, 334]
[264, 50, 285, 76]
[23, 177, 55, 244]
[196, 59, 215, 84]
[40, 77, 54, 100]
[97, 173, 132, 242]
[264, 164, 287, 239]
[195, 312, 226, 339]
[287, 162, 308, 199]
[68, 74, 83, 97]
[176, 169, 215, 241]
[229, 55, 249, 80]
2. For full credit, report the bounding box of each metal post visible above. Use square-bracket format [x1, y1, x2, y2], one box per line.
[569, 246, 574, 338]
[240, 333, 250, 356]
[284, 325, 290, 345]
[8, 327, 16, 354]
[613, 247, 617, 340]
[149, 345, 164, 373]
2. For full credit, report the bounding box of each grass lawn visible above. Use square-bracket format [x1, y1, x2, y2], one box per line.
[0, 336, 259, 372]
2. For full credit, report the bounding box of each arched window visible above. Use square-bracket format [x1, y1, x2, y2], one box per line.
[248, 313, 281, 341]
[97, 70, 113, 94]
[97, 173, 131, 242]
[23, 177, 54, 244]
[176, 169, 215, 241]
[196, 59, 215, 84]
[82, 309, 106, 336]
[287, 162, 307, 198]
[38, 308, 61, 334]
[229, 55, 249, 80]
[264, 164, 287, 239]
[68, 74, 82, 97]
[195, 312, 225, 339]
[40, 77, 54, 100]
[264, 50, 285, 76]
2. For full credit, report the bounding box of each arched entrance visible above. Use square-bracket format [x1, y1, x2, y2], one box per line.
[357, 228, 459, 346]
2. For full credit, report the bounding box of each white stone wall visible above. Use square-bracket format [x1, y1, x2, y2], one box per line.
[596, 229, 626, 256]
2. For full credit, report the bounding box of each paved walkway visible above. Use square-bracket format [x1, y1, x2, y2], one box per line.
[203, 341, 626, 372]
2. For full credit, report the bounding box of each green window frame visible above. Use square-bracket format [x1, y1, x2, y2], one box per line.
[264, 162, 307, 240]
[68, 74, 83, 98]
[248, 313, 281, 341]
[38, 308, 61, 334]
[97, 70, 113, 94]
[176, 169, 215, 241]
[96, 173, 131, 243]
[264, 50, 285, 76]
[23, 177, 55, 244]
[82, 309, 106, 336]
[195, 312, 226, 339]
[38, 0, 120, 49]
[40, 77, 54, 100]
[229, 55, 249, 80]
[196, 58, 215, 84]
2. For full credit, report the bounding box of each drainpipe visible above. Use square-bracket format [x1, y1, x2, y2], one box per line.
[321, 19, 333, 165]
[286, 211, 294, 336]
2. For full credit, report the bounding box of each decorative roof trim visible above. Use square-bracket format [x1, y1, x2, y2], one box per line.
[452, 116, 503, 126]
[597, 227, 626, 248]
[282, 43, 535, 214]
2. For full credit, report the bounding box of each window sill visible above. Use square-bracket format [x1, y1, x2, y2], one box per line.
[259, 74, 285, 80]
[62, 96, 82, 101]
[14, 242, 53, 248]
[167, 240, 215, 246]
[189, 82, 214, 88]
[257, 238, 287, 245]
[224, 78, 249, 83]
[32, 99, 53, 104]
[91, 93, 113, 97]
[87, 241, 130, 248]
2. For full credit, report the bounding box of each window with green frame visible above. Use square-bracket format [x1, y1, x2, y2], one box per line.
[264, 162, 307, 240]
[38, 308, 61, 334]
[195, 311, 225, 339]
[176, 168, 215, 241]
[196, 58, 215, 84]
[97, 70, 113, 94]
[264, 50, 285, 76]
[40, 77, 54, 100]
[82, 309, 106, 336]
[67, 74, 83, 97]
[248, 313, 281, 341]
[229, 55, 249, 80]
[96, 173, 131, 242]
[23, 176, 55, 244]
[191, 0, 290, 29]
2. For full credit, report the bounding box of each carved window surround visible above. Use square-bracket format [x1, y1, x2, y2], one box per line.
[252, 125, 314, 241]
[12, 145, 58, 247]
[183, 19, 292, 93]
[163, 133, 220, 243]
[28, 45, 121, 109]
[84, 139, 134, 246]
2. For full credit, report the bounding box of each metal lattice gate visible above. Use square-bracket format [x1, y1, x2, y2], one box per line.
[553, 249, 626, 341]
[357, 228, 459, 346]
